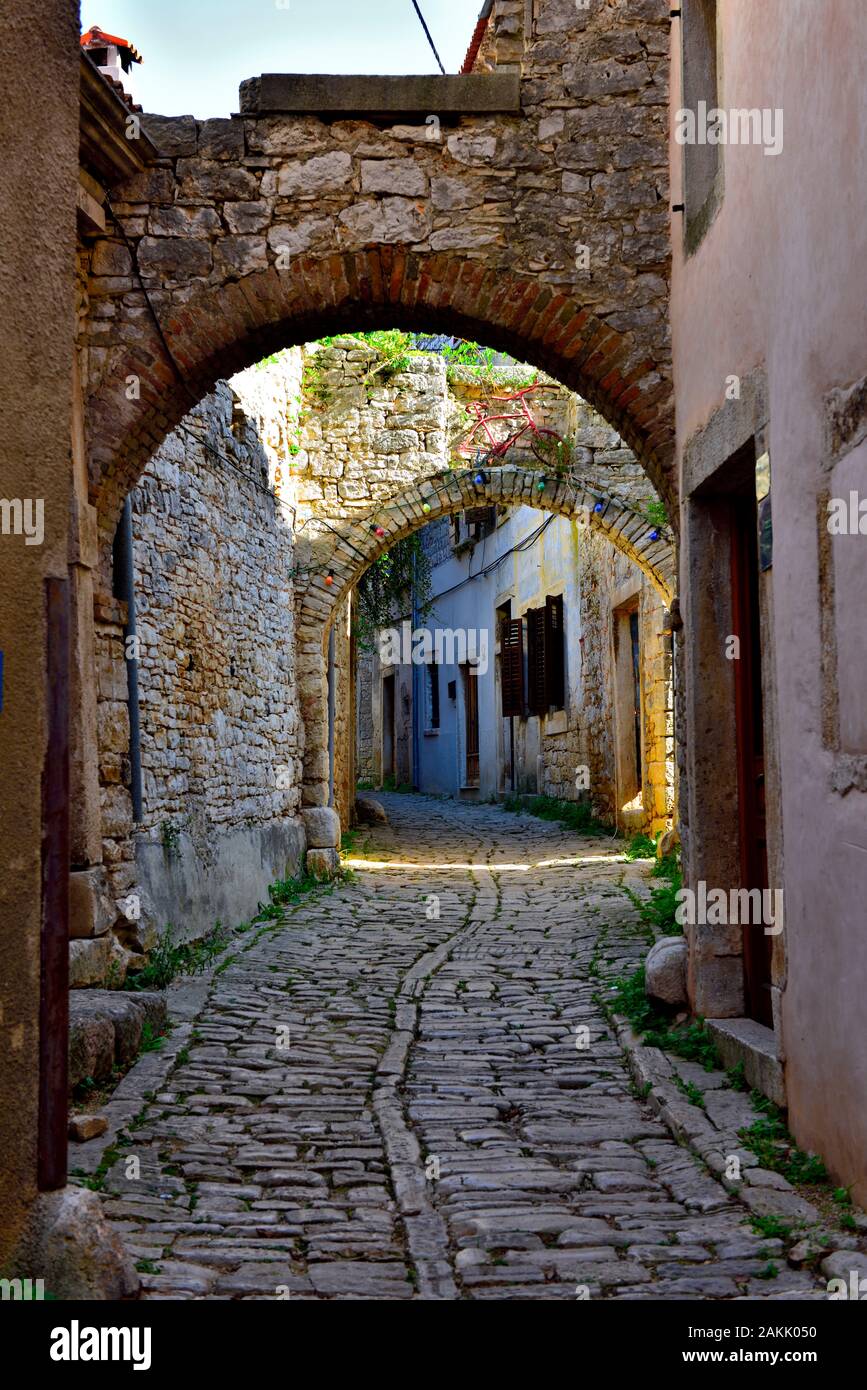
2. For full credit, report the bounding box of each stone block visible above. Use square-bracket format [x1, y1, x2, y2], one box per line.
[142, 112, 198, 157]
[148, 205, 221, 237]
[224, 200, 271, 234]
[214, 234, 268, 276]
[360, 159, 428, 196]
[68, 990, 168, 1086]
[337, 196, 431, 245]
[302, 806, 341, 848]
[69, 936, 113, 989]
[68, 1004, 114, 1087]
[197, 117, 245, 159]
[138, 236, 213, 280]
[175, 158, 259, 201]
[706, 1017, 786, 1109]
[90, 240, 132, 277]
[68, 1115, 108, 1143]
[306, 848, 340, 880]
[100, 784, 133, 841]
[68, 866, 115, 940]
[277, 151, 353, 197]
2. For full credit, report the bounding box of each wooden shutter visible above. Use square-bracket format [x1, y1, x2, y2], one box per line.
[527, 607, 547, 716]
[500, 617, 524, 718]
[545, 594, 565, 710]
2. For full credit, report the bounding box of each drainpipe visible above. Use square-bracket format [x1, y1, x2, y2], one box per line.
[327, 625, 336, 808]
[411, 552, 421, 790]
[113, 497, 143, 823]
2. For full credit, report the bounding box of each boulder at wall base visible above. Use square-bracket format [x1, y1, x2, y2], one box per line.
[644, 936, 688, 1008]
[306, 847, 340, 880]
[10, 1186, 140, 1301]
[301, 805, 341, 849]
[68, 990, 168, 1087]
[356, 794, 388, 825]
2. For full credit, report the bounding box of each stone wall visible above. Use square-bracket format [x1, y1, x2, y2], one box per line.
[82, 0, 675, 551]
[90, 380, 307, 963]
[575, 528, 673, 833]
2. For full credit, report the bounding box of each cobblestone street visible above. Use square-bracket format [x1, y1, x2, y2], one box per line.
[88, 795, 821, 1301]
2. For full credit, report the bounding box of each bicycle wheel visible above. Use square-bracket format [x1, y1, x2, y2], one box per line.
[530, 430, 570, 468]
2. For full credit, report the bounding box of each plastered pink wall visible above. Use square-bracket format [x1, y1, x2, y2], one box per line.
[670, 0, 867, 1198]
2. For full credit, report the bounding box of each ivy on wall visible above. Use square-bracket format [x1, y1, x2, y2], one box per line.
[355, 533, 433, 651]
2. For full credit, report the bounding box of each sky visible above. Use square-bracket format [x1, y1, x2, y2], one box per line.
[81, 0, 485, 118]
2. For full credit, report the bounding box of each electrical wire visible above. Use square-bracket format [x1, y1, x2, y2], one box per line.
[410, 0, 446, 74]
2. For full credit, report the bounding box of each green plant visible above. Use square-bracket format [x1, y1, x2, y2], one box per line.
[160, 820, 182, 857]
[738, 1093, 829, 1186]
[532, 431, 572, 474]
[139, 1020, 169, 1054]
[125, 921, 233, 991]
[674, 1075, 706, 1110]
[500, 792, 608, 836]
[625, 832, 658, 859]
[610, 967, 722, 1071]
[623, 849, 683, 936]
[643, 498, 670, 532]
[302, 357, 333, 408]
[355, 533, 433, 651]
[726, 1060, 748, 1092]
[749, 1214, 795, 1241]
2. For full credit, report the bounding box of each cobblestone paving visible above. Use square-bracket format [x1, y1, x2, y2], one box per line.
[99, 795, 820, 1300]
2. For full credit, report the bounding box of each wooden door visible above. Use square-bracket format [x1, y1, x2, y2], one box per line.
[464, 667, 480, 787]
[629, 609, 642, 786]
[382, 673, 395, 783]
[731, 493, 774, 1027]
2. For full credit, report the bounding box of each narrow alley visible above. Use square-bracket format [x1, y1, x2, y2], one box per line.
[87, 796, 821, 1301]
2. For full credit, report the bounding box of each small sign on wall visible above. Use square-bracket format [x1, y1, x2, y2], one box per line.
[756, 441, 773, 571]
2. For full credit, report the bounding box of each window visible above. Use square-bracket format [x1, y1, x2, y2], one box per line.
[500, 613, 524, 718]
[681, 0, 721, 250]
[424, 661, 440, 732]
[453, 508, 497, 548]
[526, 594, 566, 716]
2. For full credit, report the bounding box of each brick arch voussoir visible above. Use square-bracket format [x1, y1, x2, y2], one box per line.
[89, 249, 676, 571]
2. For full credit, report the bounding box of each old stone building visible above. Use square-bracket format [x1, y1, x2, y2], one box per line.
[2, 0, 866, 1304]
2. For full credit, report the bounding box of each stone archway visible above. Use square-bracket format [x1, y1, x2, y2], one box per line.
[294, 464, 675, 810]
[80, 0, 674, 568]
[87, 254, 675, 576]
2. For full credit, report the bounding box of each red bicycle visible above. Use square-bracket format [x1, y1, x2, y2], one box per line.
[457, 383, 569, 468]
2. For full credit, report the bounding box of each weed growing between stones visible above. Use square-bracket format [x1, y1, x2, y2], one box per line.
[500, 791, 608, 836]
[738, 1092, 829, 1186]
[125, 921, 234, 991]
[622, 849, 683, 936]
[609, 965, 722, 1071]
